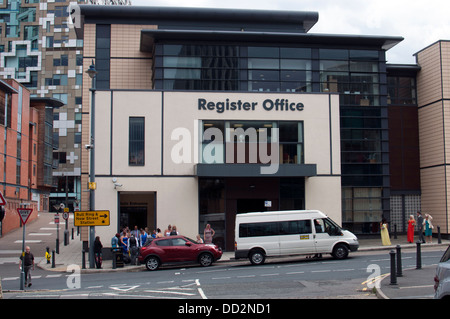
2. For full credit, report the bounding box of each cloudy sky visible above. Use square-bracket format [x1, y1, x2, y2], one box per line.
[130, 0, 450, 64]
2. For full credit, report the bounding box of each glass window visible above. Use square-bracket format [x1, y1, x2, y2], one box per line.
[319, 49, 349, 60]
[248, 47, 279, 58]
[280, 48, 311, 59]
[129, 117, 145, 166]
[248, 58, 279, 69]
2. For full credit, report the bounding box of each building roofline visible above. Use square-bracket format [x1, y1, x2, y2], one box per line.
[76, 5, 319, 33]
[140, 29, 403, 52]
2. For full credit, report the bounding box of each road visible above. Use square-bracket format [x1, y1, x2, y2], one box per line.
[1, 248, 445, 299]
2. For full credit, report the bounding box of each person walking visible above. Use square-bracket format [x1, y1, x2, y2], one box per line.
[94, 236, 103, 269]
[424, 213, 434, 243]
[203, 224, 215, 244]
[380, 218, 391, 246]
[19, 246, 34, 287]
[407, 215, 416, 243]
[416, 211, 425, 243]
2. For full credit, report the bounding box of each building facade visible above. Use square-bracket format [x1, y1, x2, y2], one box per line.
[415, 40, 450, 237]
[0, 79, 61, 236]
[74, 5, 412, 249]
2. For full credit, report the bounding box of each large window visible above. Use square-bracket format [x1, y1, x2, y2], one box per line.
[129, 117, 145, 166]
[201, 120, 304, 164]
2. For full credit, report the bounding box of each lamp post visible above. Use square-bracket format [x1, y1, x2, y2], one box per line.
[86, 61, 97, 269]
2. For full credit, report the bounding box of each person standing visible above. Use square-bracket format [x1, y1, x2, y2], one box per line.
[416, 211, 425, 243]
[407, 215, 416, 243]
[128, 234, 139, 265]
[424, 214, 434, 243]
[19, 246, 34, 287]
[203, 224, 215, 244]
[94, 236, 103, 269]
[380, 218, 391, 246]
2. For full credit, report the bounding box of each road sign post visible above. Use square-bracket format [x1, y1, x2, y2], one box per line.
[17, 207, 33, 291]
[55, 213, 60, 254]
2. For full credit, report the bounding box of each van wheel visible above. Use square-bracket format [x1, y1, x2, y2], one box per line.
[332, 244, 349, 260]
[249, 249, 265, 265]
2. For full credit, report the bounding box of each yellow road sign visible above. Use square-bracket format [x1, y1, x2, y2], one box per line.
[74, 210, 110, 227]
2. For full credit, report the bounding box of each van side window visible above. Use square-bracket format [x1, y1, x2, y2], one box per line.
[279, 220, 311, 235]
[239, 220, 312, 238]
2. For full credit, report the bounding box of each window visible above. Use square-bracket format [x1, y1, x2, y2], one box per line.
[155, 239, 171, 246]
[239, 219, 312, 238]
[129, 117, 145, 166]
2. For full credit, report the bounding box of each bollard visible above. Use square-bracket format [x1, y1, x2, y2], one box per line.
[394, 224, 397, 239]
[390, 249, 397, 285]
[52, 250, 55, 268]
[82, 249, 86, 269]
[416, 241, 422, 269]
[56, 237, 59, 254]
[437, 226, 442, 244]
[396, 245, 403, 277]
[72, 228, 74, 240]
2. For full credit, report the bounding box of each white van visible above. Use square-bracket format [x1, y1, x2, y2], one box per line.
[234, 210, 359, 265]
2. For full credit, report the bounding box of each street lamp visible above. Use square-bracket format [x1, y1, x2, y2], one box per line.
[86, 60, 97, 269]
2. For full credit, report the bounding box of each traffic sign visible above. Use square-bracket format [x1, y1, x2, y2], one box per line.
[17, 208, 33, 225]
[63, 212, 70, 220]
[54, 213, 60, 224]
[74, 210, 110, 227]
[0, 191, 6, 205]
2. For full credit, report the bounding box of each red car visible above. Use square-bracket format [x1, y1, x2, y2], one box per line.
[138, 235, 223, 271]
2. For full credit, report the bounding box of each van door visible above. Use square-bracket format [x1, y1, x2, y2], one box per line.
[313, 218, 342, 254]
[278, 220, 314, 255]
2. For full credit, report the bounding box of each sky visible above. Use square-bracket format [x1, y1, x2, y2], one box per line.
[130, 0, 450, 64]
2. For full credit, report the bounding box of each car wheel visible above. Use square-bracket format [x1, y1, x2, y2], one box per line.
[145, 256, 160, 271]
[199, 252, 213, 267]
[332, 244, 349, 260]
[249, 249, 265, 265]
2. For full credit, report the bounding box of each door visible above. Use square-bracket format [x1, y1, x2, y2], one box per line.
[278, 219, 314, 255]
[313, 218, 341, 254]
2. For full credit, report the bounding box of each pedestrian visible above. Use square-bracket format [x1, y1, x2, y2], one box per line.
[121, 231, 129, 257]
[164, 225, 172, 237]
[424, 213, 434, 243]
[170, 225, 179, 236]
[203, 224, 215, 244]
[94, 236, 103, 269]
[139, 228, 148, 247]
[131, 225, 139, 238]
[416, 211, 425, 243]
[19, 246, 34, 287]
[156, 228, 163, 238]
[380, 218, 391, 246]
[407, 215, 416, 243]
[196, 234, 204, 243]
[128, 234, 139, 265]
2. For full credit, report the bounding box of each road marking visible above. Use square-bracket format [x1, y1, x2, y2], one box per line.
[311, 270, 331, 273]
[212, 276, 231, 280]
[286, 271, 305, 275]
[14, 240, 42, 244]
[260, 273, 279, 276]
[29, 233, 52, 236]
[237, 275, 256, 278]
[46, 274, 62, 278]
[196, 279, 207, 300]
[399, 285, 434, 290]
[144, 289, 195, 296]
[333, 268, 354, 272]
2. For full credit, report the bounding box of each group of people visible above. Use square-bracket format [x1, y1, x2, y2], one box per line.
[407, 211, 434, 244]
[380, 211, 435, 246]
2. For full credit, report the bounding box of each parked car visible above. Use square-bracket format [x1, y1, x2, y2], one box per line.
[138, 235, 222, 271]
[434, 244, 450, 299]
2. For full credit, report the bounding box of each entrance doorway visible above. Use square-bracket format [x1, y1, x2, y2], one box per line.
[119, 192, 156, 232]
[237, 199, 267, 214]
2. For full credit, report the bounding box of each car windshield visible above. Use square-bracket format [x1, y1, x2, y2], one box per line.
[440, 245, 450, 263]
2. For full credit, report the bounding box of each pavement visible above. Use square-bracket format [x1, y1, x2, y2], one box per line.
[1, 212, 449, 299]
